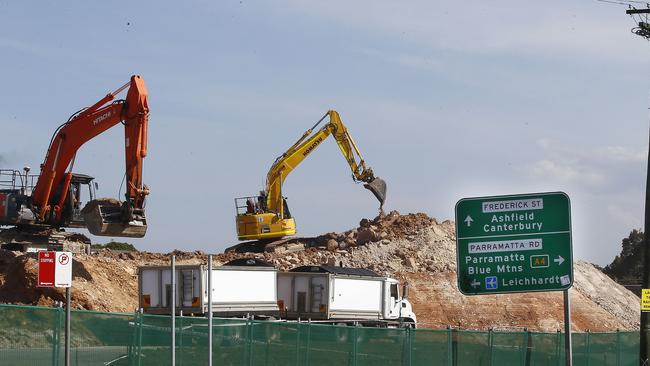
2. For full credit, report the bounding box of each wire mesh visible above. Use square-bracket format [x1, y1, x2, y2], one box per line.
[0, 304, 640, 366]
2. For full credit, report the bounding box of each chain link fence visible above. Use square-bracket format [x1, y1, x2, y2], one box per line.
[0, 304, 639, 365]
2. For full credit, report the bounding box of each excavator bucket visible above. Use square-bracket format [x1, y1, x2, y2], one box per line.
[81, 199, 147, 238]
[364, 177, 387, 209]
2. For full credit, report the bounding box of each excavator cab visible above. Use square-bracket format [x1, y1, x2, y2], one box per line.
[235, 195, 295, 240]
[65, 174, 97, 228]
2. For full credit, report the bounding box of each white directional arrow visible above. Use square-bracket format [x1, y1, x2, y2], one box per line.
[554, 255, 565, 266]
[464, 215, 474, 227]
[470, 279, 481, 288]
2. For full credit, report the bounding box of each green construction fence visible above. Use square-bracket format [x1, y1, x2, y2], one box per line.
[0, 304, 639, 365]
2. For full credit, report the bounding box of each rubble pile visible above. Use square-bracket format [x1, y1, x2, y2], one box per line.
[0, 211, 641, 331]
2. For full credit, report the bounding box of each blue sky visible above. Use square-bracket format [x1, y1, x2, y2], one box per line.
[2, 0, 649, 265]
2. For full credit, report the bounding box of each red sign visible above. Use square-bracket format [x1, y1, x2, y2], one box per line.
[38, 251, 56, 287]
[0, 193, 7, 220]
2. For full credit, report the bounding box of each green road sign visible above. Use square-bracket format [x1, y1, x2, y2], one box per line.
[455, 192, 573, 295]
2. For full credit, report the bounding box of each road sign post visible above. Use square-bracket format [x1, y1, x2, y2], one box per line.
[564, 289, 573, 366]
[38, 251, 72, 366]
[455, 192, 573, 295]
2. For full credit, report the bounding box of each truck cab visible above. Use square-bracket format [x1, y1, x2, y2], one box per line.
[384, 278, 417, 327]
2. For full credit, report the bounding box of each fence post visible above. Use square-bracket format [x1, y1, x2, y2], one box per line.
[353, 322, 358, 366]
[556, 330, 562, 366]
[585, 330, 590, 366]
[52, 304, 62, 366]
[295, 319, 301, 366]
[616, 329, 621, 366]
[525, 328, 532, 366]
[138, 309, 143, 366]
[519, 328, 525, 365]
[128, 309, 139, 366]
[178, 310, 183, 366]
[446, 326, 453, 366]
[305, 319, 312, 366]
[488, 328, 493, 366]
[452, 327, 458, 366]
[407, 327, 413, 366]
[247, 317, 254, 366]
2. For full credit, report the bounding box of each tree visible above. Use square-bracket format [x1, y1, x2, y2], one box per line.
[603, 229, 644, 294]
[91, 240, 137, 252]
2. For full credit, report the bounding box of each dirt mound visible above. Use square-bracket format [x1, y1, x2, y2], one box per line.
[0, 211, 641, 331]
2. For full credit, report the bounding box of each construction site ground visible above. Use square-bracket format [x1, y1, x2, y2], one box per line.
[0, 211, 640, 332]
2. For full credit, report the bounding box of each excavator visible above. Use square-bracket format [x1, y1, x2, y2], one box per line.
[235, 110, 386, 242]
[0, 75, 149, 250]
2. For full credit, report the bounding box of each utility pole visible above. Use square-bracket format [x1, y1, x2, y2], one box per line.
[636, 107, 650, 365]
[625, 7, 650, 365]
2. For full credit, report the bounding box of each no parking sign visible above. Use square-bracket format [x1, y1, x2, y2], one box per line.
[38, 251, 72, 288]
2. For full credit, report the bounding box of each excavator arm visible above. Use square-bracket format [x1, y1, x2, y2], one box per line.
[265, 110, 386, 218]
[31, 75, 149, 237]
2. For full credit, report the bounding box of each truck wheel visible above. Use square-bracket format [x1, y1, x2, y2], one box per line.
[400, 319, 416, 329]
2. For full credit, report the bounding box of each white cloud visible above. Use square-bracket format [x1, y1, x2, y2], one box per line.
[530, 159, 583, 182]
[604, 146, 647, 162]
[526, 140, 645, 187]
[280, 0, 650, 64]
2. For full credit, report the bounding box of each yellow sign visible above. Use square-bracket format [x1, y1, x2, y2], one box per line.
[642, 289, 650, 312]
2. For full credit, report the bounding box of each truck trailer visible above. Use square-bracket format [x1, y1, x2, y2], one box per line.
[277, 265, 416, 327]
[138, 259, 279, 317]
[138, 261, 417, 327]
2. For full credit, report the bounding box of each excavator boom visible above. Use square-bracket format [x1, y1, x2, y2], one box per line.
[29, 75, 149, 237]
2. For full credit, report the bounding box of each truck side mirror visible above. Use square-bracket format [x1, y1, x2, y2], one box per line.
[94, 182, 99, 190]
[402, 283, 409, 299]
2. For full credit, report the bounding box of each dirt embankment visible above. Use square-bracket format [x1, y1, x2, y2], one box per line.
[0, 211, 640, 331]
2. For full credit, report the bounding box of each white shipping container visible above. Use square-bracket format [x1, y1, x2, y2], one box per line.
[139, 264, 279, 316]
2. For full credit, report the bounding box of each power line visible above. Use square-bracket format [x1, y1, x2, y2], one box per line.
[596, 0, 650, 5]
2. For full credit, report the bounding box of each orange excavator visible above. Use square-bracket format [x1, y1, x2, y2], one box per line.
[0, 75, 149, 250]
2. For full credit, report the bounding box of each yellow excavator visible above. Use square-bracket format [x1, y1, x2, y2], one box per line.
[235, 110, 386, 241]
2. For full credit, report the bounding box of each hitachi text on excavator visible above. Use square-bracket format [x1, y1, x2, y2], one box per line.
[0, 75, 150, 251]
[235, 110, 386, 242]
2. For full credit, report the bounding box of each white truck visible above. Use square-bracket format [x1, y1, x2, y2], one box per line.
[138, 259, 279, 317]
[138, 261, 417, 327]
[277, 265, 416, 327]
